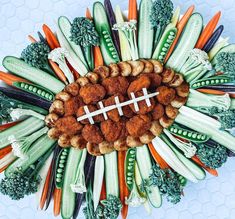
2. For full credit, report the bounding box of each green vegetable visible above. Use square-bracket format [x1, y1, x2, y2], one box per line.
[83, 182, 96, 219]
[113, 20, 139, 61]
[55, 148, 69, 188]
[93, 2, 120, 65]
[0, 117, 45, 149]
[166, 13, 203, 72]
[208, 37, 229, 60]
[0, 91, 47, 124]
[196, 141, 228, 169]
[21, 42, 54, 75]
[2, 56, 65, 93]
[70, 17, 100, 70]
[9, 108, 45, 121]
[138, 0, 154, 58]
[125, 148, 136, 191]
[149, 164, 183, 204]
[152, 23, 177, 62]
[168, 124, 210, 143]
[13, 81, 55, 101]
[150, 0, 174, 48]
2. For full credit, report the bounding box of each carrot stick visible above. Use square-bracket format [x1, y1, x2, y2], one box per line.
[49, 60, 67, 84]
[28, 35, 37, 43]
[195, 11, 221, 49]
[0, 165, 9, 173]
[148, 143, 170, 169]
[42, 24, 60, 50]
[94, 46, 104, 67]
[192, 156, 218, 177]
[0, 146, 12, 159]
[53, 188, 62, 216]
[100, 179, 106, 201]
[128, 0, 138, 21]
[0, 122, 19, 131]
[118, 151, 129, 219]
[40, 164, 52, 210]
[86, 8, 92, 19]
[197, 88, 227, 95]
[0, 71, 29, 86]
[165, 5, 195, 62]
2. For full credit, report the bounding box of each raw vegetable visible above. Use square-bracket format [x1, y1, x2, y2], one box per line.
[53, 188, 62, 216]
[200, 85, 235, 93]
[0, 117, 45, 149]
[115, 5, 132, 61]
[208, 37, 230, 60]
[55, 148, 69, 188]
[93, 155, 104, 210]
[195, 140, 228, 169]
[13, 81, 55, 101]
[128, 0, 138, 21]
[37, 31, 47, 43]
[164, 5, 195, 62]
[138, 0, 154, 58]
[0, 152, 16, 172]
[3, 56, 65, 94]
[150, 0, 174, 49]
[168, 124, 210, 143]
[0, 71, 28, 86]
[10, 108, 46, 121]
[136, 145, 162, 208]
[202, 25, 224, 53]
[171, 6, 180, 27]
[113, 20, 139, 60]
[0, 146, 12, 159]
[28, 35, 37, 43]
[42, 24, 60, 49]
[83, 182, 96, 219]
[21, 42, 55, 75]
[93, 2, 120, 65]
[70, 17, 99, 70]
[61, 148, 82, 219]
[49, 60, 67, 84]
[0, 122, 19, 132]
[104, 151, 119, 197]
[0, 87, 52, 110]
[104, 0, 121, 57]
[100, 180, 106, 201]
[94, 46, 104, 67]
[195, 11, 221, 49]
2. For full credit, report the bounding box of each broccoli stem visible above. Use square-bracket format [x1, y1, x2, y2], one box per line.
[83, 46, 94, 71]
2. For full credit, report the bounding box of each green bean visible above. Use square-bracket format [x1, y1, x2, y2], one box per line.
[190, 76, 232, 89]
[168, 124, 210, 143]
[13, 81, 55, 101]
[125, 148, 137, 191]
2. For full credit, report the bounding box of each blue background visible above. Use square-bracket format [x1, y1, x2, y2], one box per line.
[0, 0, 235, 218]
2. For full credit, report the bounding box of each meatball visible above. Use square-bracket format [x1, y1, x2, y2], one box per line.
[55, 116, 83, 135]
[127, 75, 151, 96]
[151, 103, 165, 120]
[102, 76, 129, 96]
[93, 65, 110, 79]
[156, 86, 176, 105]
[175, 82, 190, 97]
[126, 114, 151, 137]
[65, 82, 80, 96]
[161, 68, 175, 83]
[82, 124, 104, 144]
[165, 105, 179, 119]
[76, 105, 104, 124]
[146, 73, 162, 89]
[64, 97, 80, 116]
[79, 84, 106, 104]
[100, 120, 123, 142]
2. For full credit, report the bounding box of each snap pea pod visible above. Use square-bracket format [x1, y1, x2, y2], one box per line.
[190, 76, 232, 89]
[152, 24, 177, 62]
[13, 81, 55, 101]
[168, 124, 210, 143]
[125, 148, 136, 191]
[177, 174, 187, 187]
[55, 148, 69, 188]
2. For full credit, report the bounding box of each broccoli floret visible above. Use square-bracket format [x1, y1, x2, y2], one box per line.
[150, 0, 174, 28]
[196, 141, 228, 169]
[149, 164, 183, 204]
[214, 52, 235, 79]
[70, 17, 99, 47]
[0, 170, 40, 200]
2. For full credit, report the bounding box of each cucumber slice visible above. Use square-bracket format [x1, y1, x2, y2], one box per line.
[2, 56, 64, 94]
[136, 145, 162, 208]
[93, 2, 120, 65]
[138, 0, 154, 58]
[62, 148, 83, 219]
[166, 13, 203, 72]
[104, 151, 119, 197]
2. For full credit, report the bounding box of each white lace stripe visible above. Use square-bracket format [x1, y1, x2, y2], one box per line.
[142, 88, 151, 107]
[83, 105, 94, 124]
[130, 92, 139, 112]
[115, 96, 124, 116]
[98, 101, 108, 120]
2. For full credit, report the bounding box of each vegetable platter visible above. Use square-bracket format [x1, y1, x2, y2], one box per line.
[0, 0, 235, 219]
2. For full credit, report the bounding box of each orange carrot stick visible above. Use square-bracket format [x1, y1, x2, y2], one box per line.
[0, 146, 12, 159]
[28, 35, 37, 43]
[94, 46, 104, 67]
[195, 11, 221, 49]
[42, 24, 60, 50]
[128, 0, 138, 21]
[165, 5, 195, 62]
[0, 165, 9, 173]
[40, 164, 52, 210]
[0, 71, 29, 86]
[118, 151, 129, 219]
[100, 179, 106, 201]
[192, 156, 218, 176]
[197, 88, 226, 95]
[86, 8, 92, 19]
[148, 143, 170, 169]
[53, 188, 62, 217]
[49, 60, 67, 84]
[0, 122, 19, 131]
